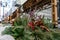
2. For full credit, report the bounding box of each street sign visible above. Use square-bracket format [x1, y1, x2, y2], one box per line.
[2, 2, 7, 7]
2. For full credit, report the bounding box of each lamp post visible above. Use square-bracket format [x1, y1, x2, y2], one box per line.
[2, 2, 7, 20]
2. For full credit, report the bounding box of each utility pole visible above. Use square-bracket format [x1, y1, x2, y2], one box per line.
[51, 0, 58, 28]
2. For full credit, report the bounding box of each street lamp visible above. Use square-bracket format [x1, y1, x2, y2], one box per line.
[2, 2, 7, 20]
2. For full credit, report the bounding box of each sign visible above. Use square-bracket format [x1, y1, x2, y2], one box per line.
[2, 2, 7, 7]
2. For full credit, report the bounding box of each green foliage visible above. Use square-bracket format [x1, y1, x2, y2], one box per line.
[2, 25, 60, 40]
[14, 17, 28, 26]
[2, 26, 24, 39]
[42, 17, 54, 28]
[2, 27, 14, 35]
[2, 15, 60, 40]
[14, 18, 23, 26]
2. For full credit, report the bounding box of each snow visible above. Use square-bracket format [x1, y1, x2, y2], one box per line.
[0, 24, 15, 40]
[0, 35, 15, 40]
